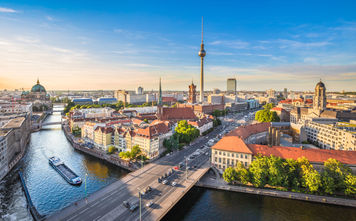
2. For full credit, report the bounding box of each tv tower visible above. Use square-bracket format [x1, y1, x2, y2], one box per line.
[198, 17, 206, 103]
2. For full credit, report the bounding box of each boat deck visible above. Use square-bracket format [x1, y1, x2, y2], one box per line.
[57, 164, 77, 180]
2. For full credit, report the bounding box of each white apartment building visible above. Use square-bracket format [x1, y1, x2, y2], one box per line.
[0, 137, 8, 180]
[305, 121, 356, 151]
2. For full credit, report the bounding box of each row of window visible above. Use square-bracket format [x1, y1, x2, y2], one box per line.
[214, 150, 248, 159]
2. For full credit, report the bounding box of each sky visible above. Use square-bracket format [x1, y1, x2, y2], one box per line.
[1, 0, 356, 91]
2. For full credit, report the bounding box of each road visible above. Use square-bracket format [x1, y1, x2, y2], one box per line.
[48, 110, 255, 221]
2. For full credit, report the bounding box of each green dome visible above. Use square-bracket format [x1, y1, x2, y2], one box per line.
[31, 79, 46, 93]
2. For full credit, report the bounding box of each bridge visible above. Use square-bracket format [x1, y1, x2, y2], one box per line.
[46, 127, 223, 221]
[32, 121, 62, 131]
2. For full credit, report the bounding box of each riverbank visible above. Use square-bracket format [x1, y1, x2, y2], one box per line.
[62, 124, 136, 172]
[196, 171, 356, 208]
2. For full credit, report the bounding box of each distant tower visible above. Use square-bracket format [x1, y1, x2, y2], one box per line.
[198, 17, 206, 103]
[158, 77, 162, 106]
[227, 78, 237, 95]
[313, 80, 326, 112]
[157, 78, 163, 119]
[283, 88, 288, 99]
[136, 86, 144, 95]
[188, 80, 197, 104]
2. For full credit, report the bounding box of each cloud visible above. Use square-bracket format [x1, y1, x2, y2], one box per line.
[0, 7, 18, 13]
[209, 51, 234, 56]
[46, 16, 54, 21]
[210, 40, 249, 49]
[113, 28, 146, 39]
[277, 39, 331, 49]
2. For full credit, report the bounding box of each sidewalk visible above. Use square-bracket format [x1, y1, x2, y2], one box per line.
[196, 172, 356, 208]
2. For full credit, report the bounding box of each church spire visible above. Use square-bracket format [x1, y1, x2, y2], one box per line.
[158, 77, 162, 106]
[37, 77, 40, 84]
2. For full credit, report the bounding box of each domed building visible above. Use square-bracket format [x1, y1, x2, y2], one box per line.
[21, 79, 51, 111]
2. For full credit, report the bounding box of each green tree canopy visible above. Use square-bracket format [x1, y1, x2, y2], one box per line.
[248, 155, 269, 187]
[223, 167, 238, 184]
[255, 103, 280, 122]
[322, 158, 352, 194]
[174, 120, 200, 144]
[235, 161, 250, 184]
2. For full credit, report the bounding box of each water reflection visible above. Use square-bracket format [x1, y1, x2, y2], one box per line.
[84, 159, 110, 179]
[163, 187, 356, 221]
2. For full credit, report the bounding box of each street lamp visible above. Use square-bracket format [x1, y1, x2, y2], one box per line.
[137, 188, 142, 221]
[85, 173, 88, 204]
[185, 157, 188, 181]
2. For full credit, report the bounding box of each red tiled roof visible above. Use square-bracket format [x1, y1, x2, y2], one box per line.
[162, 97, 177, 102]
[227, 122, 270, 140]
[160, 107, 197, 120]
[248, 144, 356, 165]
[187, 117, 212, 127]
[305, 99, 313, 103]
[94, 126, 113, 134]
[131, 118, 144, 125]
[271, 107, 283, 112]
[279, 99, 292, 104]
[212, 136, 252, 154]
[135, 122, 171, 138]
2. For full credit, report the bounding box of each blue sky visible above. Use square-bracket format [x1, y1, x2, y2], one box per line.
[1, 0, 356, 91]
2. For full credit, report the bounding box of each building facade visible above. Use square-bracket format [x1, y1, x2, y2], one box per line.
[305, 121, 356, 151]
[188, 82, 197, 104]
[227, 78, 237, 95]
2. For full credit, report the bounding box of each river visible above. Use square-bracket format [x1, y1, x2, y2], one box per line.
[0, 106, 128, 220]
[1, 106, 356, 221]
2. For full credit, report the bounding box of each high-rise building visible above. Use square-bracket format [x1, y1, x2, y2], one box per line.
[266, 89, 276, 98]
[188, 81, 197, 104]
[227, 78, 237, 94]
[313, 80, 326, 113]
[283, 88, 288, 99]
[136, 86, 144, 95]
[198, 17, 206, 103]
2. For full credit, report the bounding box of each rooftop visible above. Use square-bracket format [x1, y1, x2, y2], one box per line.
[248, 144, 356, 165]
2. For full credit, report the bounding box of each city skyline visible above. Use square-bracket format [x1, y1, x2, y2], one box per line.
[1, 0, 356, 91]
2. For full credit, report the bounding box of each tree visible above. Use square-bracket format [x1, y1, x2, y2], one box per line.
[118, 145, 145, 161]
[223, 167, 238, 184]
[248, 155, 269, 187]
[174, 120, 200, 144]
[255, 103, 280, 122]
[321, 158, 351, 194]
[107, 145, 116, 154]
[303, 168, 322, 193]
[298, 157, 321, 193]
[235, 161, 250, 184]
[344, 174, 356, 195]
[283, 158, 302, 190]
[267, 155, 287, 187]
[143, 119, 149, 123]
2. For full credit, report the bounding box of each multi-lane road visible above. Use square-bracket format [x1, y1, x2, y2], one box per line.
[48, 111, 254, 221]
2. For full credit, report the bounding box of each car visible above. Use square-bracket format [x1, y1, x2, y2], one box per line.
[173, 166, 179, 170]
[146, 201, 153, 207]
[140, 190, 145, 196]
[171, 182, 177, 187]
[157, 178, 161, 183]
[123, 201, 130, 208]
[129, 204, 138, 212]
[162, 180, 168, 185]
[145, 186, 152, 192]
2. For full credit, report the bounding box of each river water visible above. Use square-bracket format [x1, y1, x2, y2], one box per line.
[1, 106, 356, 221]
[0, 107, 127, 220]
